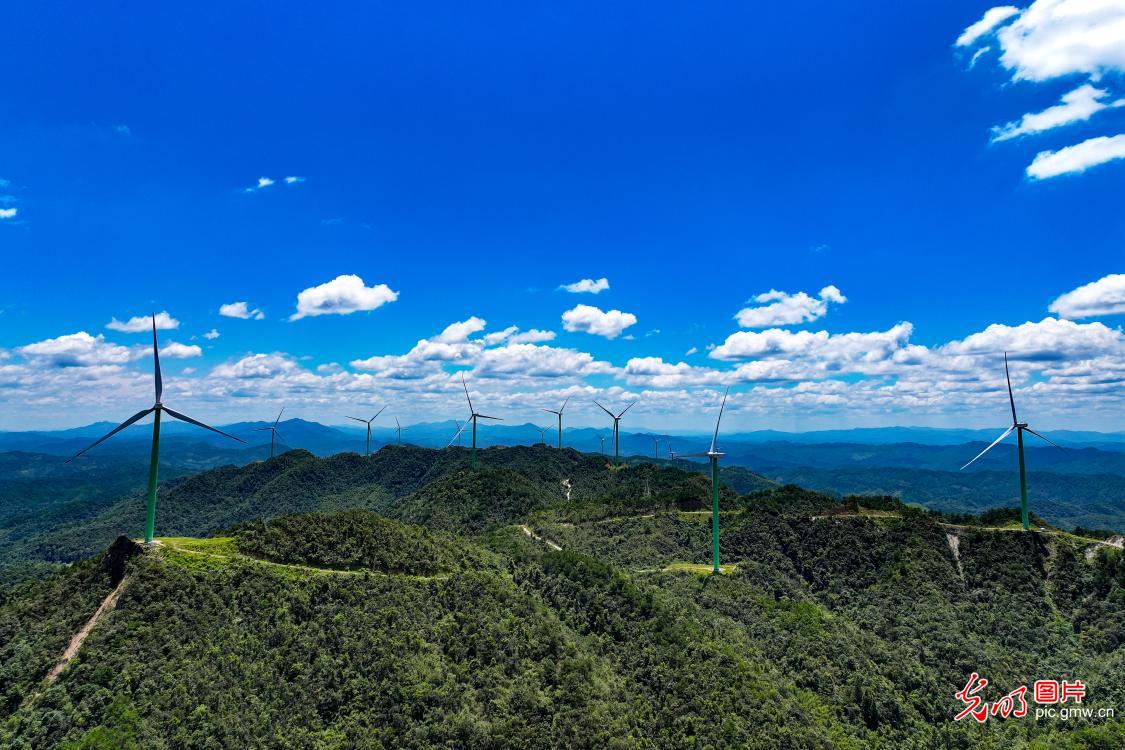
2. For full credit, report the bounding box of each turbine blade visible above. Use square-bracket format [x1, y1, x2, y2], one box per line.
[710, 387, 730, 454]
[618, 401, 636, 418]
[1024, 427, 1065, 451]
[542, 409, 560, 415]
[960, 426, 1014, 470]
[152, 313, 163, 403]
[346, 416, 367, 424]
[252, 426, 273, 432]
[560, 396, 570, 413]
[395, 417, 401, 429]
[1004, 352, 1017, 425]
[373, 405, 387, 420]
[593, 400, 615, 418]
[162, 406, 246, 442]
[461, 372, 474, 413]
[274, 407, 284, 426]
[67, 407, 156, 462]
[476, 414, 502, 421]
[677, 451, 710, 458]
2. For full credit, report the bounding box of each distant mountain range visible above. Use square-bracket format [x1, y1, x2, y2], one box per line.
[3, 420, 1124, 471]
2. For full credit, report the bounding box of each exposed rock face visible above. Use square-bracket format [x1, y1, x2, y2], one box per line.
[100, 535, 143, 585]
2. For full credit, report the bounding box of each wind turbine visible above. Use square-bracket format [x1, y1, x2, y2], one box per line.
[652, 437, 660, 459]
[67, 313, 244, 544]
[678, 388, 729, 574]
[448, 419, 468, 447]
[668, 444, 676, 461]
[394, 417, 409, 444]
[535, 426, 551, 445]
[253, 407, 285, 458]
[598, 435, 606, 454]
[542, 396, 570, 449]
[462, 373, 501, 469]
[960, 353, 1064, 530]
[347, 406, 386, 457]
[593, 400, 635, 466]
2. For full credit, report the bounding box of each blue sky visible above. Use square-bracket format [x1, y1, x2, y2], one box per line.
[1, 1, 1123, 431]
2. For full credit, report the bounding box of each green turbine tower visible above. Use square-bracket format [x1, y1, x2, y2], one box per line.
[679, 388, 730, 574]
[67, 313, 244, 543]
[960, 352, 1064, 530]
[347, 406, 386, 456]
[253, 407, 285, 458]
[542, 396, 569, 449]
[593, 400, 635, 466]
[462, 373, 501, 469]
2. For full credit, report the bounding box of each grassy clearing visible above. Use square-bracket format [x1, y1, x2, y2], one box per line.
[663, 561, 738, 576]
[153, 536, 452, 581]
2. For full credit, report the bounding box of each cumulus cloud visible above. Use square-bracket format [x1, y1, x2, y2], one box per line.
[203, 329, 221, 340]
[0, 208, 16, 220]
[290, 274, 399, 320]
[18, 332, 135, 367]
[992, 0, 1125, 82]
[956, 5, 1020, 47]
[991, 84, 1125, 142]
[219, 301, 266, 320]
[1026, 134, 1125, 179]
[106, 311, 180, 333]
[476, 343, 612, 379]
[959, 1, 1125, 180]
[735, 285, 846, 328]
[939, 317, 1123, 361]
[560, 277, 610, 294]
[160, 342, 203, 359]
[433, 317, 487, 343]
[710, 323, 921, 377]
[1049, 274, 1125, 318]
[246, 177, 275, 192]
[561, 304, 637, 339]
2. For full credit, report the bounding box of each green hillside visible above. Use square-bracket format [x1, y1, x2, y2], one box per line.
[1, 452, 1122, 747]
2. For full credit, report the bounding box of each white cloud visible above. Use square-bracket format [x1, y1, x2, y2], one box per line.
[1026, 133, 1125, 179]
[511, 329, 556, 344]
[956, 6, 1020, 47]
[685, 346, 698, 356]
[710, 322, 919, 373]
[993, 0, 1125, 82]
[940, 317, 1123, 360]
[284, 176, 305, 184]
[219, 301, 265, 320]
[959, 2, 1125, 180]
[203, 329, 221, 340]
[160, 342, 202, 359]
[1049, 274, 1125, 318]
[560, 277, 610, 294]
[992, 84, 1124, 141]
[969, 46, 993, 68]
[106, 311, 180, 333]
[735, 285, 846, 328]
[290, 274, 399, 320]
[18, 332, 135, 367]
[212, 353, 300, 379]
[476, 343, 612, 378]
[246, 177, 275, 192]
[0, 208, 16, 220]
[561, 304, 637, 339]
[433, 317, 487, 343]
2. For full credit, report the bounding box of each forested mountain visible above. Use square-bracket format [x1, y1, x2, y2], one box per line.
[0, 469, 1121, 748]
[0, 446, 775, 578]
